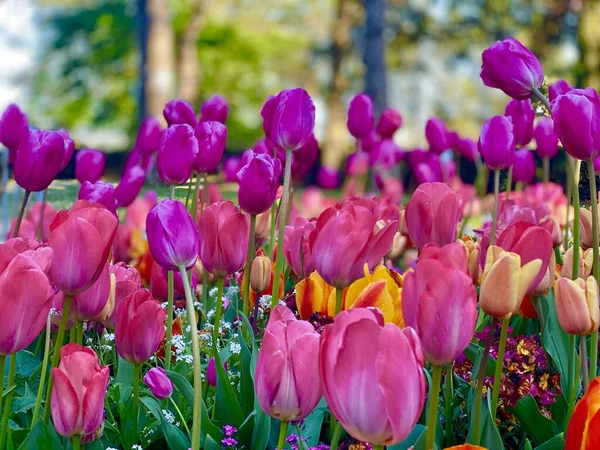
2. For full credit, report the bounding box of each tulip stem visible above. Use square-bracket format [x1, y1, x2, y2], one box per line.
[372, 446, 384, 450]
[271, 149, 293, 307]
[178, 265, 202, 450]
[472, 317, 497, 445]
[581, 335, 590, 391]
[76, 321, 84, 345]
[242, 214, 257, 317]
[268, 199, 279, 259]
[490, 170, 500, 246]
[32, 314, 52, 424]
[572, 160, 581, 279]
[531, 87, 552, 113]
[566, 333, 580, 426]
[165, 270, 174, 371]
[587, 159, 599, 379]
[0, 355, 4, 405]
[490, 318, 509, 421]
[132, 363, 140, 441]
[213, 277, 225, 358]
[13, 189, 30, 238]
[444, 363, 455, 447]
[169, 396, 191, 435]
[426, 365, 443, 450]
[277, 421, 288, 449]
[43, 294, 73, 423]
[335, 287, 343, 316]
[505, 166, 513, 200]
[329, 422, 342, 450]
[37, 189, 47, 241]
[543, 157, 550, 192]
[0, 353, 16, 448]
[72, 435, 81, 450]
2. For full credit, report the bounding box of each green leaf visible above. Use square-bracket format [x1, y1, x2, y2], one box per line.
[17, 420, 62, 450]
[302, 398, 326, 446]
[387, 424, 426, 450]
[237, 321, 255, 415]
[250, 406, 271, 450]
[115, 356, 134, 386]
[525, 438, 533, 450]
[541, 293, 571, 394]
[204, 434, 222, 450]
[508, 394, 558, 445]
[214, 352, 244, 426]
[466, 394, 503, 449]
[536, 433, 565, 450]
[141, 396, 191, 450]
[16, 351, 40, 377]
[11, 397, 36, 414]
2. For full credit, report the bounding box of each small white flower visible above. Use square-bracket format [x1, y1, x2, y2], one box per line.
[162, 409, 176, 424]
[207, 309, 215, 320]
[209, 286, 219, 297]
[227, 285, 240, 295]
[259, 295, 272, 309]
[103, 333, 115, 342]
[132, 445, 143, 450]
[278, 300, 286, 307]
[161, 302, 168, 310]
[229, 342, 241, 355]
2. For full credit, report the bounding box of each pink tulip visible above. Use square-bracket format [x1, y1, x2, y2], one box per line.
[7, 217, 36, 240]
[284, 218, 316, 279]
[51, 344, 109, 439]
[206, 357, 228, 387]
[48, 200, 118, 295]
[144, 367, 174, 399]
[26, 201, 58, 242]
[320, 308, 425, 445]
[405, 182, 461, 252]
[255, 306, 322, 421]
[70, 261, 111, 321]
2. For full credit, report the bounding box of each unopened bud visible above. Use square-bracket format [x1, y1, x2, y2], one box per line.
[250, 255, 272, 293]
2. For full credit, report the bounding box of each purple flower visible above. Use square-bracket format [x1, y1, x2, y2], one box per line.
[478, 115, 516, 170]
[291, 134, 319, 182]
[223, 156, 241, 182]
[157, 124, 199, 185]
[135, 117, 163, 156]
[14, 129, 66, 192]
[316, 166, 339, 190]
[236, 150, 282, 215]
[0, 104, 28, 163]
[376, 108, 402, 138]
[347, 93, 374, 139]
[504, 98, 535, 146]
[425, 117, 450, 154]
[78, 181, 118, 213]
[222, 425, 237, 436]
[534, 116, 560, 159]
[193, 121, 227, 173]
[512, 149, 536, 183]
[453, 137, 480, 163]
[143, 367, 174, 399]
[115, 165, 146, 207]
[548, 79, 574, 102]
[55, 129, 75, 172]
[75, 149, 106, 184]
[200, 95, 228, 124]
[163, 99, 198, 127]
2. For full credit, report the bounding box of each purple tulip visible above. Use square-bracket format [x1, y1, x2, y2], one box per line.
[78, 181, 118, 213]
[480, 38, 544, 100]
[534, 116, 560, 159]
[504, 99, 535, 146]
[512, 149, 536, 183]
[115, 165, 146, 208]
[0, 104, 28, 162]
[346, 151, 369, 176]
[478, 116, 516, 170]
[347, 93, 374, 139]
[146, 200, 199, 270]
[223, 156, 241, 182]
[253, 137, 285, 166]
[594, 155, 600, 173]
[261, 88, 315, 152]
[453, 137, 479, 163]
[370, 139, 403, 171]
[75, 149, 106, 184]
[55, 129, 75, 172]
[124, 148, 152, 174]
[206, 357, 227, 387]
[200, 95, 228, 124]
[143, 367, 174, 399]
[413, 153, 443, 185]
[237, 150, 282, 215]
[549, 79, 574, 102]
[425, 117, 450, 154]
[193, 121, 227, 173]
[360, 130, 380, 153]
[14, 129, 66, 192]
[135, 117, 162, 156]
[317, 166, 339, 189]
[163, 99, 197, 127]
[291, 134, 319, 182]
[157, 124, 199, 185]
[376, 108, 402, 138]
[551, 88, 600, 161]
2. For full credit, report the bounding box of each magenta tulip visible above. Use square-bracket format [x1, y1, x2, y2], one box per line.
[75, 149, 106, 184]
[115, 165, 146, 207]
[376, 108, 402, 138]
[255, 306, 321, 421]
[223, 156, 241, 182]
[163, 99, 197, 127]
[48, 200, 117, 295]
[405, 182, 461, 251]
[197, 200, 249, 277]
[51, 344, 109, 439]
[346, 151, 369, 175]
[146, 199, 199, 271]
[320, 308, 425, 445]
[14, 129, 65, 192]
[105, 262, 142, 327]
[157, 124, 199, 185]
[78, 181, 117, 213]
[115, 289, 166, 364]
[317, 166, 339, 189]
[69, 261, 110, 321]
[505, 99, 535, 146]
[206, 357, 227, 387]
[0, 104, 28, 160]
[402, 243, 477, 365]
[200, 94, 228, 124]
[425, 117, 450, 154]
[512, 149, 536, 183]
[135, 117, 162, 156]
[347, 93, 374, 139]
[284, 218, 316, 279]
[26, 201, 58, 242]
[534, 116, 560, 159]
[237, 150, 282, 215]
[478, 115, 516, 170]
[193, 121, 227, 173]
[292, 134, 320, 182]
[480, 37, 544, 100]
[548, 79, 574, 102]
[144, 367, 174, 399]
[453, 137, 479, 163]
[55, 129, 75, 172]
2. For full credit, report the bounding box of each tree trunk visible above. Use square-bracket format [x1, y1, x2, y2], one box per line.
[579, 0, 600, 90]
[364, 0, 387, 115]
[136, 0, 149, 123]
[178, 0, 204, 105]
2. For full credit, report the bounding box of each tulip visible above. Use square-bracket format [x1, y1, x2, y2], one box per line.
[479, 246, 542, 319]
[78, 181, 118, 213]
[56, 129, 74, 171]
[262, 88, 315, 152]
[70, 261, 110, 321]
[144, 367, 174, 399]
[50, 344, 109, 439]
[316, 166, 339, 190]
[555, 276, 599, 335]
[376, 108, 402, 138]
[146, 200, 199, 271]
[347, 93, 374, 139]
[512, 149, 536, 184]
[114, 166, 146, 208]
[236, 150, 282, 215]
[0, 243, 55, 355]
[347, 151, 370, 175]
[579, 208, 599, 251]
[292, 134, 320, 181]
[223, 156, 241, 182]
[478, 116, 516, 170]
[284, 218, 316, 279]
[548, 79, 574, 102]
[454, 137, 480, 163]
[565, 376, 600, 449]
[7, 218, 35, 241]
[26, 201, 58, 242]
[13, 129, 65, 192]
[206, 357, 228, 387]
[504, 99, 534, 146]
[163, 99, 197, 127]
[551, 88, 600, 161]
[250, 255, 271, 293]
[480, 37, 544, 100]
[115, 289, 166, 364]
[311, 201, 397, 288]
[197, 201, 249, 277]
[0, 104, 28, 160]
[320, 308, 425, 445]
[405, 182, 460, 251]
[48, 200, 118, 295]
[444, 446, 488, 450]
[75, 149, 106, 184]
[295, 270, 335, 319]
[255, 306, 322, 421]
[402, 244, 477, 365]
[157, 124, 198, 185]
[425, 117, 450, 154]
[193, 121, 227, 173]
[135, 117, 162, 156]
[562, 247, 594, 280]
[200, 94, 228, 124]
[458, 236, 481, 284]
[534, 116, 560, 159]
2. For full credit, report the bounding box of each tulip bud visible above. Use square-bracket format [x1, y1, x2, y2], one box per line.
[376, 107, 402, 138]
[425, 117, 450, 154]
[540, 216, 562, 248]
[284, 218, 316, 279]
[565, 377, 600, 449]
[534, 117, 560, 159]
[579, 207, 599, 250]
[144, 367, 174, 399]
[387, 232, 407, 260]
[115, 165, 146, 208]
[206, 357, 228, 387]
[316, 166, 339, 190]
[14, 129, 66, 192]
[0, 104, 28, 160]
[478, 116, 516, 171]
[223, 156, 241, 182]
[75, 149, 106, 184]
[135, 117, 162, 156]
[250, 255, 271, 293]
[78, 181, 118, 214]
[562, 247, 594, 280]
[193, 121, 227, 173]
[458, 236, 481, 284]
[163, 99, 197, 127]
[347, 93, 374, 139]
[453, 137, 479, 163]
[200, 94, 228, 124]
[555, 276, 599, 335]
[236, 150, 282, 215]
[158, 124, 199, 185]
[504, 99, 534, 146]
[532, 250, 555, 296]
[548, 79, 574, 102]
[512, 149, 536, 184]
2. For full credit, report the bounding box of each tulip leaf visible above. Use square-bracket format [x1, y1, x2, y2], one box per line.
[141, 396, 191, 450]
[247, 316, 271, 450]
[541, 293, 571, 394]
[301, 398, 326, 446]
[17, 421, 62, 450]
[525, 438, 533, 450]
[237, 319, 256, 415]
[15, 351, 40, 378]
[214, 351, 245, 426]
[466, 393, 503, 449]
[11, 396, 36, 414]
[204, 434, 222, 450]
[386, 424, 426, 450]
[508, 394, 558, 445]
[535, 433, 565, 450]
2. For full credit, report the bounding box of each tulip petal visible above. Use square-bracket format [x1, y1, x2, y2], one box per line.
[82, 367, 109, 435]
[349, 280, 394, 323]
[51, 368, 81, 436]
[295, 277, 325, 320]
[289, 329, 322, 418]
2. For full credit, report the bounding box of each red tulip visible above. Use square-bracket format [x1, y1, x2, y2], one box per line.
[565, 376, 600, 449]
[70, 262, 111, 321]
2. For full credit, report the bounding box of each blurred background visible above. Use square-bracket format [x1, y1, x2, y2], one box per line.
[0, 0, 598, 172]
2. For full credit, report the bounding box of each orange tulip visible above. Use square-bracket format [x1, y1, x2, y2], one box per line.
[562, 247, 594, 280]
[295, 271, 335, 319]
[444, 445, 488, 450]
[555, 276, 599, 336]
[458, 236, 481, 284]
[565, 376, 600, 449]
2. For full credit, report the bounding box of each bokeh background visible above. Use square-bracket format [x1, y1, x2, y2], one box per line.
[0, 0, 597, 174]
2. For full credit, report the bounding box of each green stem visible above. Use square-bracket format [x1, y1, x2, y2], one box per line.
[165, 270, 174, 371]
[330, 422, 342, 450]
[572, 160, 581, 279]
[190, 173, 203, 222]
[76, 321, 83, 345]
[0, 353, 17, 448]
[43, 294, 73, 423]
[169, 396, 191, 436]
[372, 446, 384, 450]
[535, 296, 545, 336]
[212, 278, 225, 359]
[444, 363, 454, 447]
[32, 315, 52, 423]
[532, 87, 552, 112]
[543, 157, 550, 191]
[490, 170, 500, 246]
[505, 166, 513, 200]
[581, 335, 590, 391]
[242, 215, 257, 317]
[185, 176, 193, 209]
[13, 190, 30, 238]
[426, 365, 443, 450]
[566, 334, 580, 427]
[587, 159, 599, 378]
[564, 157, 573, 247]
[200, 177, 210, 308]
[277, 421, 288, 449]
[271, 148, 293, 307]
[335, 287, 343, 316]
[179, 265, 203, 449]
[72, 435, 81, 450]
[37, 189, 47, 241]
[0, 355, 5, 405]
[132, 364, 140, 441]
[491, 318, 509, 421]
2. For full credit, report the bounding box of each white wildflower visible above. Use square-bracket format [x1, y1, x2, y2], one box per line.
[229, 342, 241, 355]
